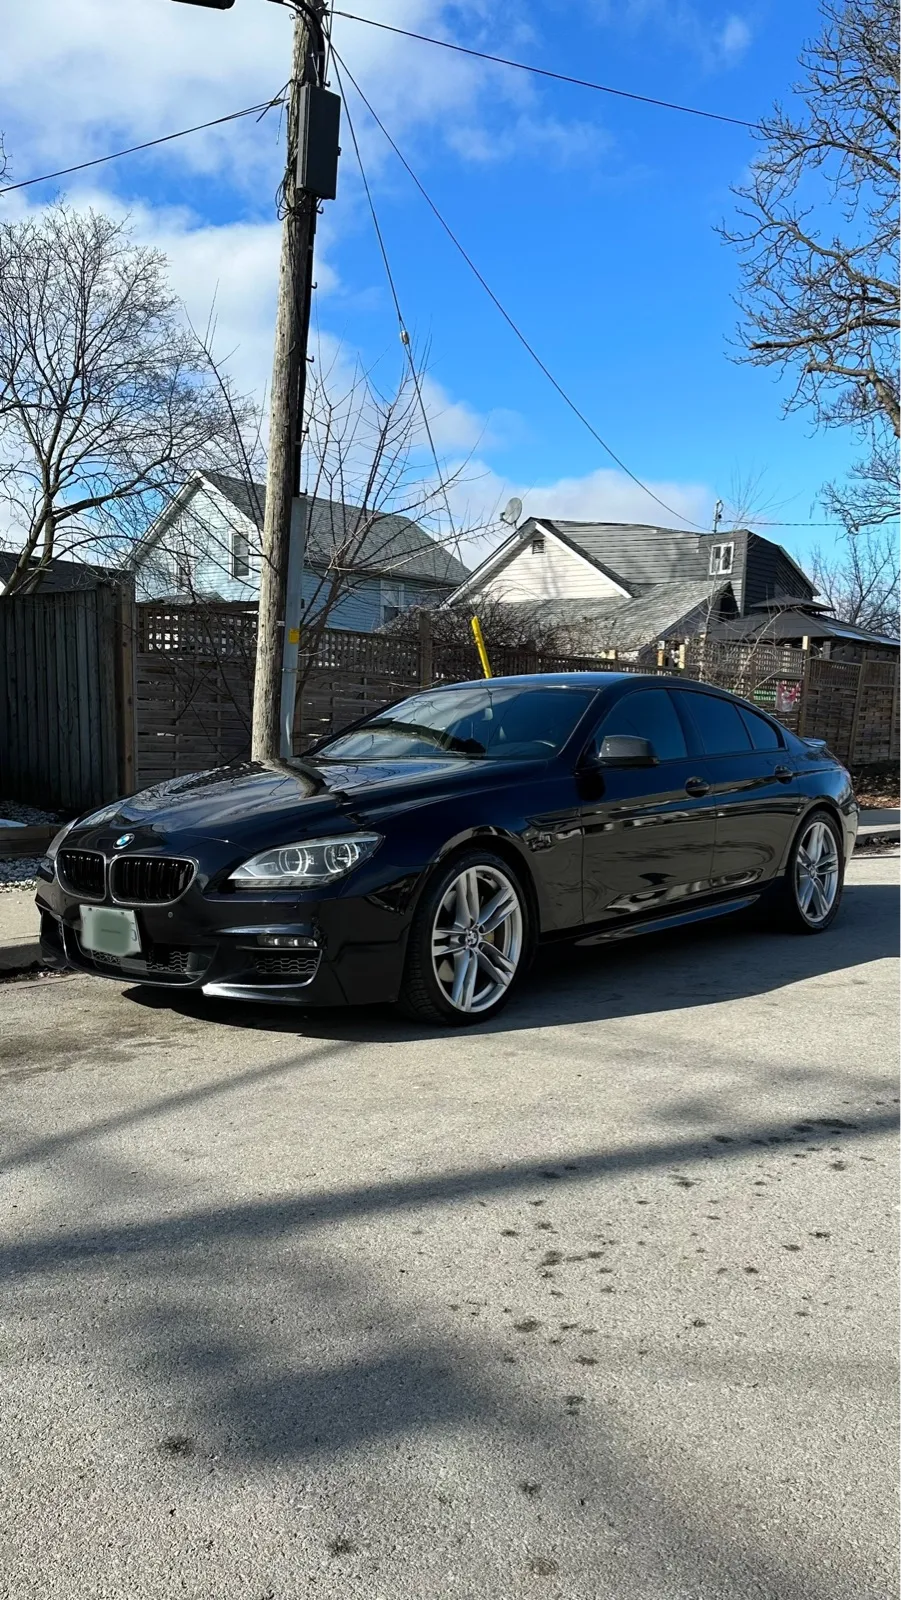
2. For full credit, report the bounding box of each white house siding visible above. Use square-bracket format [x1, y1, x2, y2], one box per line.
[134, 488, 260, 603]
[134, 488, 444, 629]
[477, 531, 628, 604]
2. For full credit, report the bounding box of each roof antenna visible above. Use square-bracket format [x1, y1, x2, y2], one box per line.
[501, 496, 523, 528]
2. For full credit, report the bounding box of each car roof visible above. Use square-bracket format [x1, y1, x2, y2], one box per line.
[430, 671, 677, 691]
[424, 673, 787, 722]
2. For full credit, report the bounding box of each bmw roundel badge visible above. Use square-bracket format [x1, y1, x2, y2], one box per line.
[114, 833, 134, 849]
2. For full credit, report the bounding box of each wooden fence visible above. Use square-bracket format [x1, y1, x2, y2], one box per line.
[6, 596, 894, 809]
[0, 585, 133, 812]
[800, 655, 899, 765]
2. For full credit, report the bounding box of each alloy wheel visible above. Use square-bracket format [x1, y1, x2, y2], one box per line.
[431, 864, 524, 1015]
[794, 818, 840, 926]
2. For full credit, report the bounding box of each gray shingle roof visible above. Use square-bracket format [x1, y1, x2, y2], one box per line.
[546, 521, 709, 587]
[0, 551, 125, 592]
[501, 580, 726, 651]
[203, 472, 469, 586]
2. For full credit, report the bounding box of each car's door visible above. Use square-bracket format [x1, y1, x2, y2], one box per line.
[671, 688, 805, 890]
[577, 686, 719, 928]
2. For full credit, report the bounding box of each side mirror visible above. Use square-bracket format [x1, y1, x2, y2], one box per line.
[596, 734, 658, 767]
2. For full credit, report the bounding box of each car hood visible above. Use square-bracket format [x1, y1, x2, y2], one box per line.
[74, 755, 527, 847]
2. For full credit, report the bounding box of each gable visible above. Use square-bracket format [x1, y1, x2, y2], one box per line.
[200, 472, 469, 586]
[448, 519, 632, 606]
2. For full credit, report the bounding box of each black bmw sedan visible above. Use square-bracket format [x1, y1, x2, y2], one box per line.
[36, 673, 858, 1025]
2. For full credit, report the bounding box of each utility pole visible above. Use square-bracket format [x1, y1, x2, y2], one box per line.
[253, 0, 329, 761]
[170, 0, 338, 762]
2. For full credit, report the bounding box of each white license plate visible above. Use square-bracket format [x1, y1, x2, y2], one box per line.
[79, 905, 142, 958]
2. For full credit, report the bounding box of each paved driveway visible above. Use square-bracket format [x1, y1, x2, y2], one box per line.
[1, 857, 897, 1600]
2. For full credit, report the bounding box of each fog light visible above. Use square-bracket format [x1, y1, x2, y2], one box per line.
[257, 934, 317, 949]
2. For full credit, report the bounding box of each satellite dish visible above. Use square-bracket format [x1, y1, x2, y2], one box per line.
[501, 496, 523, 528]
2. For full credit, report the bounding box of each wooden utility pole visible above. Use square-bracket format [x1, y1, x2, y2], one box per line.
[252, 1, 327, 761]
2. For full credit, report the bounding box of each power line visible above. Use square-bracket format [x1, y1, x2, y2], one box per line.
[331, 47, 712, 533]
[332, 57, 459, 549]
[0, 96, 286, 197]
[331, 11, 756, 131]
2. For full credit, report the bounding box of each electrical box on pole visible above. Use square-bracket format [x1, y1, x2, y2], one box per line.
[297, 85, 341, 200]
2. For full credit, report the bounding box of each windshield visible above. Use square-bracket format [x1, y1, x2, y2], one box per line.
[314, 684, 597, 762]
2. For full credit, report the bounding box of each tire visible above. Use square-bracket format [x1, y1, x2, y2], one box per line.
[771, 808, 845, 934]
[398, 849, 532, 1025]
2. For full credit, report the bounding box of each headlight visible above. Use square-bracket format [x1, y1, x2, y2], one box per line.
[45, 822, 75, 862]
[228, 833, 382, 889]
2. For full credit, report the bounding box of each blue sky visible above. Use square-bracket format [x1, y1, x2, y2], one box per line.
[2, 0, 858, 571]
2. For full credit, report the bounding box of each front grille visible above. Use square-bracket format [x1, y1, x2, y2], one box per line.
[253, 952, 320, 982]
[146, 946, 194, 974]
[58, 849, 105, 899]
[110, 855, 195, 905]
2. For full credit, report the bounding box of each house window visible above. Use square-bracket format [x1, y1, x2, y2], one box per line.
[175, 547, 193, 591]
[709, 541, 734, 576]
[531, 536, 545, 555]
[231, 527, 250, 580]
[381, 581, 404, 624]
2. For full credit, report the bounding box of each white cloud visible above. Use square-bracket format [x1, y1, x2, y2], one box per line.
[589, 1, 752, 72]
[717, 14, 752, 63]
[0, 0, 591, 194]
[439, 459, 713, 569]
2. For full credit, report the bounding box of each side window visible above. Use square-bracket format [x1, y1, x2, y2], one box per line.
[679, 692, 752, 756]
[739, 707, 782, 751]
[597, 689, 687, 762]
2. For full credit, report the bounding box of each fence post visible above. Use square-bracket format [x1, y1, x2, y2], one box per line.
[797, 649, 812, 738]
[116, 585, 137, 795]
[846, 662, 866, 767]
[419, 609, 433, 688]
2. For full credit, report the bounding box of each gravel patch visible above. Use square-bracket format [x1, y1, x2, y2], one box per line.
[0, 800, 64, 826]
[0, 859, 46, 891]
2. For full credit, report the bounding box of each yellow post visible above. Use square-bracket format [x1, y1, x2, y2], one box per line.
[470, 615, 492, 679]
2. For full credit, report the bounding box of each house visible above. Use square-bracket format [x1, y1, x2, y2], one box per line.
[443, 517, 819, 658]
[131, 470, 469, 631]
[0, 550, 126, 595]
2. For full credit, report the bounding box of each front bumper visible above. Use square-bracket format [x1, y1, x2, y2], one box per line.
[35, 874, 412, 1007]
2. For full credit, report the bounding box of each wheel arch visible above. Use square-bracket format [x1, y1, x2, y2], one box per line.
[777, 797, 846, 876]
[419, 827, 542, 933]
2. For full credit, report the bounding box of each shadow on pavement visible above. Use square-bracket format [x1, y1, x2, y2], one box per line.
[126, 879, 899, 1044]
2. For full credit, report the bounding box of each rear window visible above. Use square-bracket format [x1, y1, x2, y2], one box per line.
[677, 692, 753, 756]
[739, 707, 783, 751]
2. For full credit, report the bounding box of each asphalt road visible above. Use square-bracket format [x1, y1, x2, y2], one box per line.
[1, 856, 897, 1600]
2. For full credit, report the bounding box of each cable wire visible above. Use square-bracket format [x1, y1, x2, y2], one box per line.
[332, 56, 459, 549]
[0, 96, 286, 197]
[331, 12, 756, 131]
[331, 46, 711, 532]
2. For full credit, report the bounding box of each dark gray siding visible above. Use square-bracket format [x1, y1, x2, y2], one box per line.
[744, 534, 815, 609]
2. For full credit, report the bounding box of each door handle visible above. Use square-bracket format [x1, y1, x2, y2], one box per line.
[684, 777, 711, 798]
[773, 765, 795, 783]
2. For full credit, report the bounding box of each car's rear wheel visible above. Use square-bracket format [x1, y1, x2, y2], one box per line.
[399, 850, 531, 1025]
[773, 808, 844, 934]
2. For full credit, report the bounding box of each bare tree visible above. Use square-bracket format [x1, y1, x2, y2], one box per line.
[0, 205, 256, 596]
[722, 0, 899, 440]
[812, 518, 899, 633]
[382, 594, 581, 659]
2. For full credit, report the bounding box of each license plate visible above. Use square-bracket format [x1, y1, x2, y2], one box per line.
[79, 905, 142, 958]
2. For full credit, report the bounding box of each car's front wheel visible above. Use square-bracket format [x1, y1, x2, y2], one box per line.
[399, 850, 531, 1025]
